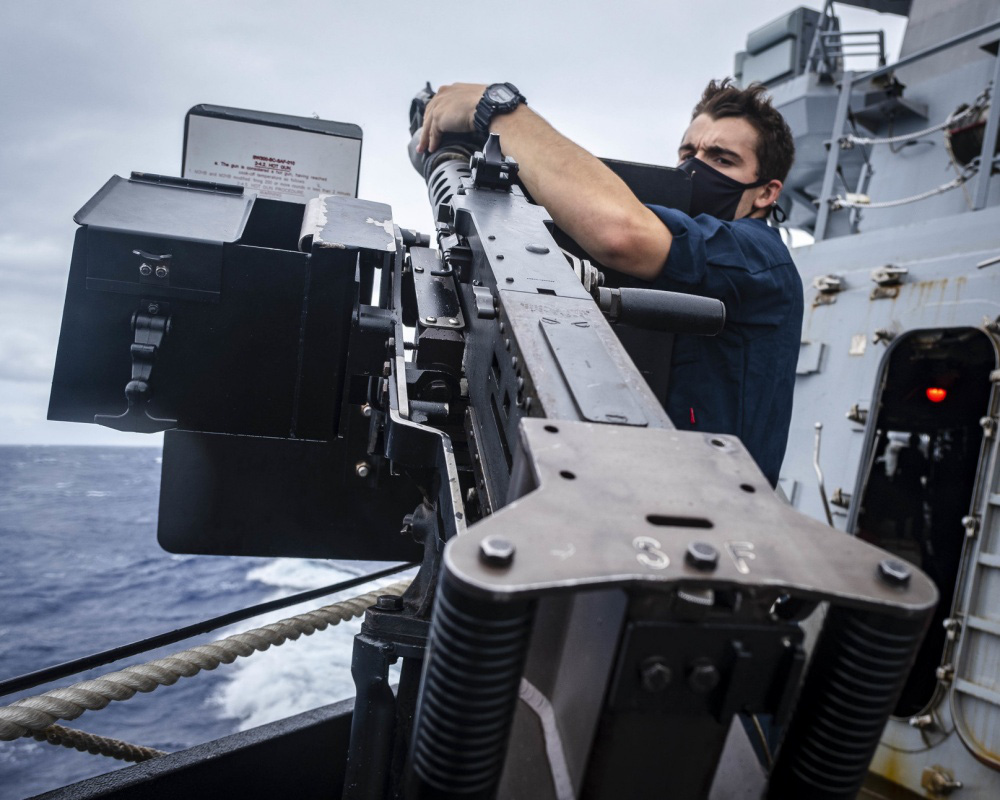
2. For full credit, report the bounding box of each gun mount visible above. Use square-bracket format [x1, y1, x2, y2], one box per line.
[45, 90, 938, 799]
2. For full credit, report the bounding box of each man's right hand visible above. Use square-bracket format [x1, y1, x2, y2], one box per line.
[416, 83, 673, 282]
[416, 83, 487, 154]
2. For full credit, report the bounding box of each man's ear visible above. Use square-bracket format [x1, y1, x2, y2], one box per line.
[753, 179, 783, 212]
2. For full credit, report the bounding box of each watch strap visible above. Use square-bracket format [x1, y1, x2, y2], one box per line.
[473, 83, 526, 137]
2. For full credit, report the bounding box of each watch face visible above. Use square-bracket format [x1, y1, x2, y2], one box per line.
[487, 85, 516, 104]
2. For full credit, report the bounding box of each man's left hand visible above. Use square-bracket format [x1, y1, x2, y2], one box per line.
[416, 83, 486, 154]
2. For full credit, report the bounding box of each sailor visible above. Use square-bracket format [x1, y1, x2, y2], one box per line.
[418, 80, 803, 487]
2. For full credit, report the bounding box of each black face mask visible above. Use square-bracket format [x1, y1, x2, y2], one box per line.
[678, 157, 769, 221]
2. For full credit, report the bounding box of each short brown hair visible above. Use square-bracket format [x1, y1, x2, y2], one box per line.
[692, 78, 795, 183]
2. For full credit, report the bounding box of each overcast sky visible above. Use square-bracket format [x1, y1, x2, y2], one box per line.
[0, 1, 906, 445]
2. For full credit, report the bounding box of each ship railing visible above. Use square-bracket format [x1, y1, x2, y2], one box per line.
[815, 29, 887, 70]
[806, 0, 886, 75]
[813, 17, 1000, 241]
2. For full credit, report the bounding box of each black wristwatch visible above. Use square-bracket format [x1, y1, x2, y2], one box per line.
[473, 83, 527, 137]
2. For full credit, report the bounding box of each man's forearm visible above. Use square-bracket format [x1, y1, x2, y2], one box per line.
[490, 106, 671, 280]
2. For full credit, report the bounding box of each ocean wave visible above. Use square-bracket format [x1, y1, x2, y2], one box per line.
[209, 612, 362, 730]
[209, 559, 409, 730]
[244, 558, 357, 591]
[1, 446, 257, 796]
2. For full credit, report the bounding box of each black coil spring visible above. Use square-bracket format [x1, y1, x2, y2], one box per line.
[767, 606, 928, 800]
[411, 572, 535, 797]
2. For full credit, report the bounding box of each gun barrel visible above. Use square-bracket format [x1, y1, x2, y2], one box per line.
[408, 85, 485, 223]
[408, 135, 474, 219]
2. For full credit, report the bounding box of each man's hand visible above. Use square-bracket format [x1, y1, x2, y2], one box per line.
[416, 82, 673, 281]
[416, 83, 486, 153]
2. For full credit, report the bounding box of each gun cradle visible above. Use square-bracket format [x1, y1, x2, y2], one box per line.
[401, 137, 937, 800]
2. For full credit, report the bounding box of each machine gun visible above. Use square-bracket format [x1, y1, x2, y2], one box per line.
[47, 90, 939, 800]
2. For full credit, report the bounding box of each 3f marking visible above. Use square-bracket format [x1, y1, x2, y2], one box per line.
[633, 536, 669, 570]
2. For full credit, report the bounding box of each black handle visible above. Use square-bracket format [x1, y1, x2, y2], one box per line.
[597, 287, 725, 335]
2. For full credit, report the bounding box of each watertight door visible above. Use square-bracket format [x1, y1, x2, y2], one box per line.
[850, 328, 996, 719]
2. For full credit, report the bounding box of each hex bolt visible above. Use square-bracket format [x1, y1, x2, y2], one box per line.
[139, 264, 152, 276]
[687, 659, 720, 693]
[685, 541, 719, 570]
[361, 404, 372, 418]
[479, 535, 515, 567]
[424, 316, 437, 324]
[922, 766, 963, 794]
[640, 657, 673, 693]
[878, 558, 911, 587]
[147, 304, 159, 315]
[355, 461, 371, 478]
[908, 714, 935, 730]
[155, 266, 169, 278]
[376, 595, 404, 612]
[447, 318, 458, 326]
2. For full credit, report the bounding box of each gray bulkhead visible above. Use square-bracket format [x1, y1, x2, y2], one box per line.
[737, 0, 1000, 794]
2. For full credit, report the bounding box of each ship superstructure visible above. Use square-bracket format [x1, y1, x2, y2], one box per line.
[756, 1, 1000, 795]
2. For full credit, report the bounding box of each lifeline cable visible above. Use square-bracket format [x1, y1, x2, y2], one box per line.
[0, 561, 415, 698]
[830, 168, 975, 210]
[0, 578, 411, 743]
[31, 723, 167, 763]
[839, 87, 990, 149]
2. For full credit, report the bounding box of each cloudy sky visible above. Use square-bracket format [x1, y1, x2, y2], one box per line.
[0, 1, 906, 445]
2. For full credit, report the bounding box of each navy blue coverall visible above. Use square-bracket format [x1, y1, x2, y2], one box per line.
[645, 207, 804, 487]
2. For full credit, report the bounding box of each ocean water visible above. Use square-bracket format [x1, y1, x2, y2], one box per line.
[0, 446, 398, 799]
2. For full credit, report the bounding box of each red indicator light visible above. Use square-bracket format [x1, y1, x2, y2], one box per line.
[926, 387, 947, 403]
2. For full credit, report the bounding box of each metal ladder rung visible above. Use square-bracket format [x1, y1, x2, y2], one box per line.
[987, 492, 1000, 506]
[967, 615, 1000, 636]
[979, 552, 1000, 569]
[954, 678, 1000, 708]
